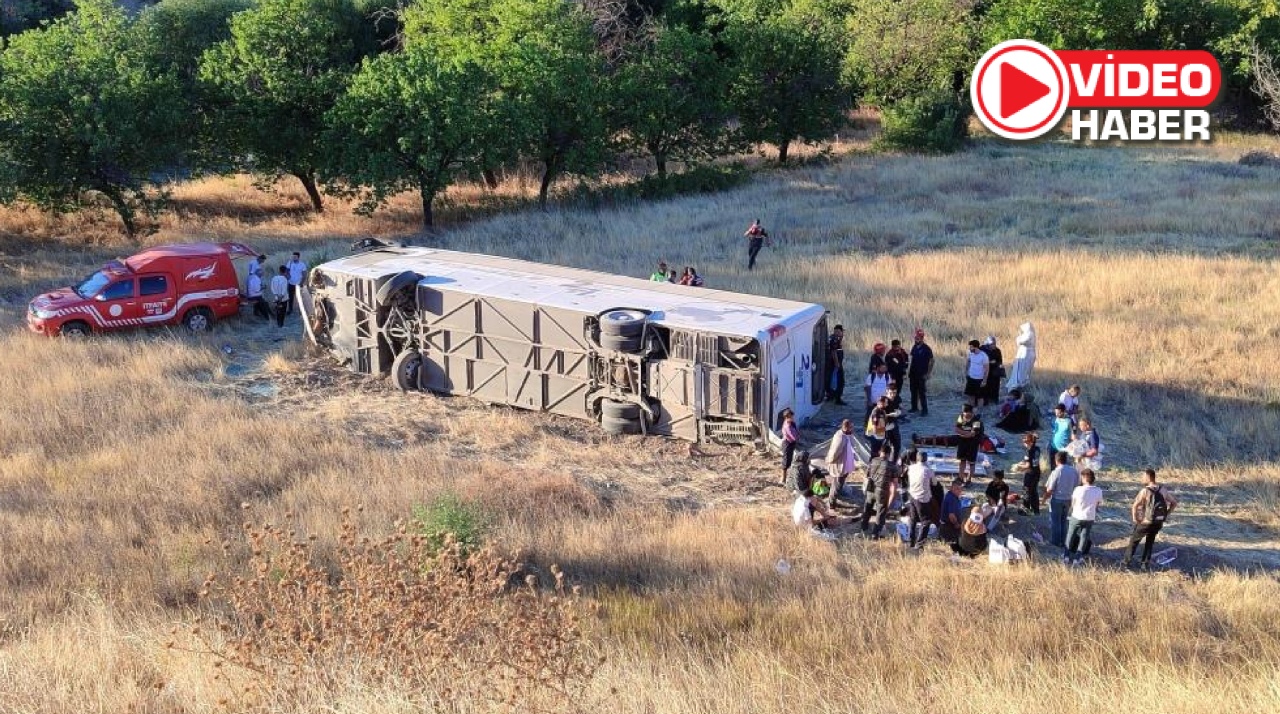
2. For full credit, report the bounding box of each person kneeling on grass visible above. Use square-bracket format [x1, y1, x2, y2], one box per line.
[984, 470, 1010, 530]
[939, 479, 966, 543]
[792, 482, 854, 532]
[953, 507, 990, 558]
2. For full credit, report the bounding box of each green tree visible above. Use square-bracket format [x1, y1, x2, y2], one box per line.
[981, 0, 1148, 49]
[721, 0, 851, 163]
[0, 0, 186, 236]
[613, 23, 730, 179]
[326, 44, 507, 227]
[137, 0, 253, 171]
[402, 0, 609, 208]
[844, 0, 976, 105]
[200, 0, 374, 213]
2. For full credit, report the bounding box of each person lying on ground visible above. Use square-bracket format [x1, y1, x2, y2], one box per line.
[911, 432, 1006, 454]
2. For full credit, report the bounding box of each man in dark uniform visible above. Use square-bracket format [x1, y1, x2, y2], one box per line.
[908, 328, 933, 416]
[826, 324, 846, 404]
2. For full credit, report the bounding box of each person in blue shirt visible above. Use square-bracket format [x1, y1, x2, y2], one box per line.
[939, 479, 966, 543]
[1049, 403, 1073, 467]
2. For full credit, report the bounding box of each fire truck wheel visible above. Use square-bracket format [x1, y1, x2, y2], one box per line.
[183, 307, 213, 332]
[59, 321, 91, 338]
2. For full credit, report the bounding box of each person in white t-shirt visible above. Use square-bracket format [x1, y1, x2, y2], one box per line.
[964, 339, 989, 407]
[1064, 468, 1103, 564]
[270, 265, 290, 328]
[863, 362, 891, 422]
[904, 451, 937, 549]
[245, 272, 270, 320]
[285, 252, 307, 315]
[1059, 384, 1081, 422]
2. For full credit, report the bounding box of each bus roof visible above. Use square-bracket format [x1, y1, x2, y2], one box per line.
[321, 247, 825, 338]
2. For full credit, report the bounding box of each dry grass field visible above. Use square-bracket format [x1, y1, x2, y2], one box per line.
[3, 134, 1280, 713]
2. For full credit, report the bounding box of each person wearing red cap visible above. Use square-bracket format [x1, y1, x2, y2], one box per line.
[868, 342, 886, 375]
[908, 329, 933, 417]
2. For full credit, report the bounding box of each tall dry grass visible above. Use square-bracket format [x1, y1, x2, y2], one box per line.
[3, 138, 1280, 712]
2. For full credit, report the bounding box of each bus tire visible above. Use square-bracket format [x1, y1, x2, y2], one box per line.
[601, 414, 642, 435]
[375, 271, 422, 307]
[599, 332, 642, 352]
[601, 400, 641, 421]
[598, 308, 648, 337]
[391, 349, 423, 391]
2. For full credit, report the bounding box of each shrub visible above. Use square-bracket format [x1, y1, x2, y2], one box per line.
[187, 508, 597, 710]
[412, 492, 490, 555]
[877, 91, 971, 153]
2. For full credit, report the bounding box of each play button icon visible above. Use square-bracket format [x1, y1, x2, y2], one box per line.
[972, 39, 1070, 140]
[1000, 62, 1052, 119]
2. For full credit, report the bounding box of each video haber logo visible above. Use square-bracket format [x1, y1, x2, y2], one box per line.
[971, 39, 1222, 142]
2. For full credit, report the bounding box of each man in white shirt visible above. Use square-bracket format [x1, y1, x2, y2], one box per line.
[1064, 469, 1103, 564]
[285, 252, 307, 315]
[904, 452, 936, 549]
[270, 265, 290, 327]
[1058, 384, 1081, 421]
[245, 271, 270, 320]
[964, 339, 989, 408]
[247, 254, 264, 281]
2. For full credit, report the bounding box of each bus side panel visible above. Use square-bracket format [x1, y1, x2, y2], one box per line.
[649, 360, 697, 441]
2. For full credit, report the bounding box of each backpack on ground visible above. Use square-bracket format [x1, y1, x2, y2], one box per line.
[1148, 486, 1169, 523]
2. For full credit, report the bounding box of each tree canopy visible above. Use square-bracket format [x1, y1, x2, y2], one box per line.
[0, 0, 186, 236]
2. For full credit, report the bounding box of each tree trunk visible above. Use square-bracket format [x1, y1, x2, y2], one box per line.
[654, 151, 667, 180]
[482, 168, 500, 190]
[778, 140, 791, 164]
[102, 185, 137, 238]
[419, 182, 435, 228]
[538, 156, 558, 210]
[294, 171, 324, 213]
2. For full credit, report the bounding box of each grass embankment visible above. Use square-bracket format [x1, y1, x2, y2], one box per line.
[3, 138, 1280, 712]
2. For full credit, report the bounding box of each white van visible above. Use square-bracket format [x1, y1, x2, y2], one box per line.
[302, 246, 829, 445]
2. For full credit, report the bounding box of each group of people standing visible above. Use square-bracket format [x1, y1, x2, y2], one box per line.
[244, 252, 307, 327]
[787, 321, 1181, 571]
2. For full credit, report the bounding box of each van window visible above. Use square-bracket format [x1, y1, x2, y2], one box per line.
[139, 276, 168, 296]
[101, 280, 135, 301]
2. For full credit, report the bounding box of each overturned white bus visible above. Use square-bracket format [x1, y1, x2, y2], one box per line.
[301, 246, 829, 446]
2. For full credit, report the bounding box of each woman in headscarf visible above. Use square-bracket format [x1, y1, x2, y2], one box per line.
[1007, 322, 1037, 389]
